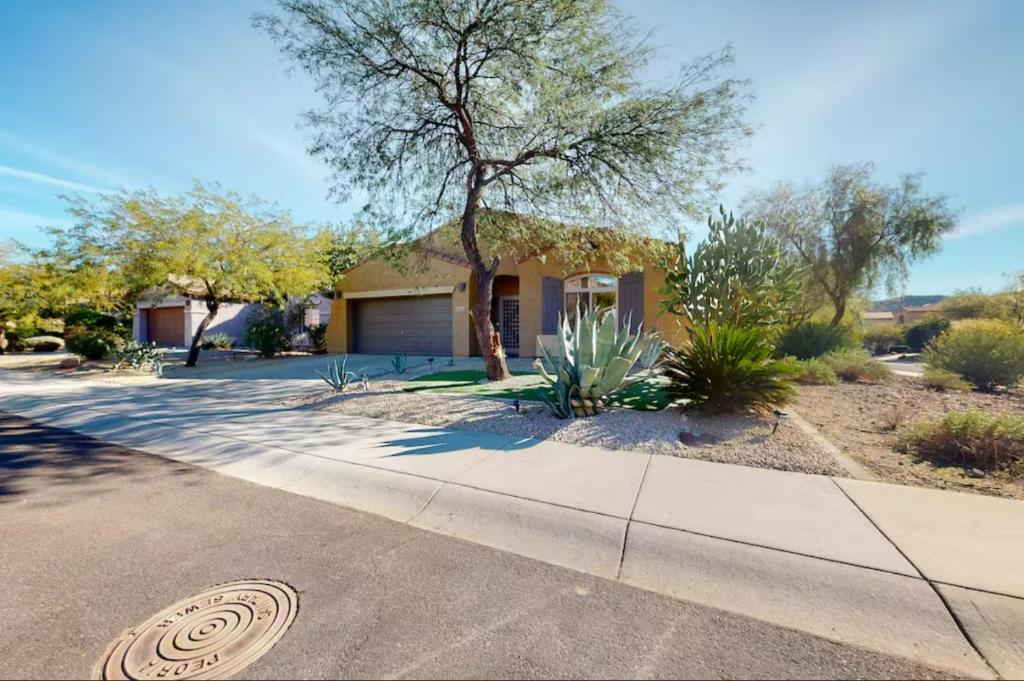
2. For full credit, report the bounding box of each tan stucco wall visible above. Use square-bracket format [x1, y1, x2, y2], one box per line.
[516, 251, 686, 357]
[326, 252, 474, 356]
[328, 241, 688, 358]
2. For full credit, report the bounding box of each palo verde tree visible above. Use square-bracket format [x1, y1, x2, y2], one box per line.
[743, 162, 957, 326]
[57, 183, 328, 367]
[255, 0, 751, 380]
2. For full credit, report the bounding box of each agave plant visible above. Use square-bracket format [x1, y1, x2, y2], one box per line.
[534, 307, 665, 418]
[317, 355, 361, 392]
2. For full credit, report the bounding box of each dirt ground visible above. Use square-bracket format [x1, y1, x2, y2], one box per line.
[794, 377, 1024, 499]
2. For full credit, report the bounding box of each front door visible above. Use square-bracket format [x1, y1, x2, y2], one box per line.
[498, 296, 520, 356]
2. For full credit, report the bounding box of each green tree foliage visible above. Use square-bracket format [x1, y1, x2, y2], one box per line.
[861, 324, 904, 355]
[923, 319, 1024, 390]
[775, 321, 858, 360]
[663, 323, 796, 413]
[660, 206, 805, 329]
[903, 316, 950, 351]
[255, 0, 751, 379]
[315, 223, 395, 284]
[743, 163, 957, 325]
[941, 276, 1024, 325]
[52, 183, 327, 367]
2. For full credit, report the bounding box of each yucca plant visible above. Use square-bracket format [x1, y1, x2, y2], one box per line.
[317, 354, 360, 392]
[533, 307, 665, 418]
[664, 323, 796, 413]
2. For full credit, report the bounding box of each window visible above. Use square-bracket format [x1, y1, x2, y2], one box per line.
[564, 274, 617, 317]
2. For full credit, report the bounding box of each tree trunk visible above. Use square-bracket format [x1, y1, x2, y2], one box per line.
[185, 299, 219, 367]
[460, 174, 511, 381]
[829, 298, 846, 326]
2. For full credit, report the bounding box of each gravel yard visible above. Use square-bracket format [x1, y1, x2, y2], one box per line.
[795, 378, 1024, 499]
[286, 378, 845, 475]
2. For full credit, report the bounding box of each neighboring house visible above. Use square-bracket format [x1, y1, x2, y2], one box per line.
[861, 310, 895, 327]
[896, 304, 939, 324]
[325, 228, 685, 358]
[861, 304, 941, 327]
[132, 297, 262, 347]
[133, 292, 331, 348]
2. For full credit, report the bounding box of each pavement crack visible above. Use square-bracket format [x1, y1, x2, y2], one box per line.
[615, 454, 653, 580]
[829, 478, 1000, 679]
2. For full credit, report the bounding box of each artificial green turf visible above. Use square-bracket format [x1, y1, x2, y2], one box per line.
[403, 369, 673, 411]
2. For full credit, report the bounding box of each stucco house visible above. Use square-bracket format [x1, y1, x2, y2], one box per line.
[133, 292, 332, 347]
[325, 227, 685, 358]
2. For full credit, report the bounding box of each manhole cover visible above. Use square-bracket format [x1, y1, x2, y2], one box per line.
[98, 580, 297, 680]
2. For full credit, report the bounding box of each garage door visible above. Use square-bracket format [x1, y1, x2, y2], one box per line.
[353, 295, 452, 355]
[148, 307, 185, 346]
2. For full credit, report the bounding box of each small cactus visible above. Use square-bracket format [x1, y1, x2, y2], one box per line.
[317, 355, 360, 392]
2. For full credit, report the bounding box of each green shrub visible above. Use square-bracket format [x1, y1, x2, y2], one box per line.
[64, 306, 118, 331]
[862, 324, 904, 355]
[775, 321, 858, 360]
[904, 316, 950, 351]
[923, 319, 1024, 390]
[307, 323, 329, 352]
[24, 336, 65, 352]
[920, 367, 972, 392]
[664, 323, 796, 413]
[822, 348, 893, 383]
[898, 410, 1024, 474]
[784, 357, 839, 385]
[113, 341, 163, 374]
[201, 332, 235, 350]
[243, 308, 290, 358]
[65, 326, 123, 360]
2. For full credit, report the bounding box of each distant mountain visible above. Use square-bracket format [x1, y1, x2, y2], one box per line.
[870, 295, 946, 311]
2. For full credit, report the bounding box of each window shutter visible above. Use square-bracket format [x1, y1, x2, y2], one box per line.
[619, 271, 644, 331]
[541, 277, 564, 334]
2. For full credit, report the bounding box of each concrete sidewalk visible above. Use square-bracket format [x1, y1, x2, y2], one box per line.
[2, 371, 1022, 678]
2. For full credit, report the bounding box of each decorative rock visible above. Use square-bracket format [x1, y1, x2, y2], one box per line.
[59, 356, 82, 369]
[24, 335, 65, 352]
[967, 468, 986, 479]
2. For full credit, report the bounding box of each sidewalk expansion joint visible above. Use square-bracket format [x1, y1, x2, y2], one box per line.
[616, 454, 653, 580]
[829, 477, 1000, 679]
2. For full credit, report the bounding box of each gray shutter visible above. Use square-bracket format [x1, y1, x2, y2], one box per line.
[619, 271, 644, 331]
[541, 276, 564, 334]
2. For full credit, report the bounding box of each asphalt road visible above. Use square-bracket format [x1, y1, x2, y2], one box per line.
[0, 412, 957, 680]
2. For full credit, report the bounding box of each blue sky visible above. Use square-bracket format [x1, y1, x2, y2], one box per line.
[1, 0, 1021, 296]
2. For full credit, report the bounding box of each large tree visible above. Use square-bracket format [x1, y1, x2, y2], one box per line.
[55, 183, 328, 366]
[255, 0, 750, 379]
[743, 163, 957, 325]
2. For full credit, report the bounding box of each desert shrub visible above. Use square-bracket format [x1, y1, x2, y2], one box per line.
[65, 306, 117, 331]
[920, 367, 972, 392]
[923, 319, 1024, 390]
[201, 332, 235, 350]
[307, 323, 329, 352]
[243, 308, 290, 358]
[24, 336, 65, 352]
[904, 316, 950, 351]
[898, 410, 1024, 474]
[113, 341, 163, 374]
[664, 323, 796, 413]
[775, 321, 858, 360]
[862, 324, 904, 355]
[783, 357, 839, 385]
[822, 348, 893, 383]
[65, 326, 123, 360]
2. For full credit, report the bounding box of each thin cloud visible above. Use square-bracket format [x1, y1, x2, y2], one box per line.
[0, 207, 71, 233]
[0, 129, 128, 189]
[0, 165, 107, 195]
[949, 204, 1024, 240]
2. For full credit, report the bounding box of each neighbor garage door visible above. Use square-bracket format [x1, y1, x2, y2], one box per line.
[148, 306, 185, 346]
[353, 295, 452, 355]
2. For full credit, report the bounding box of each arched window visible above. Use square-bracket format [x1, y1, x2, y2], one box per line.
[564, 274, 617, 317]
